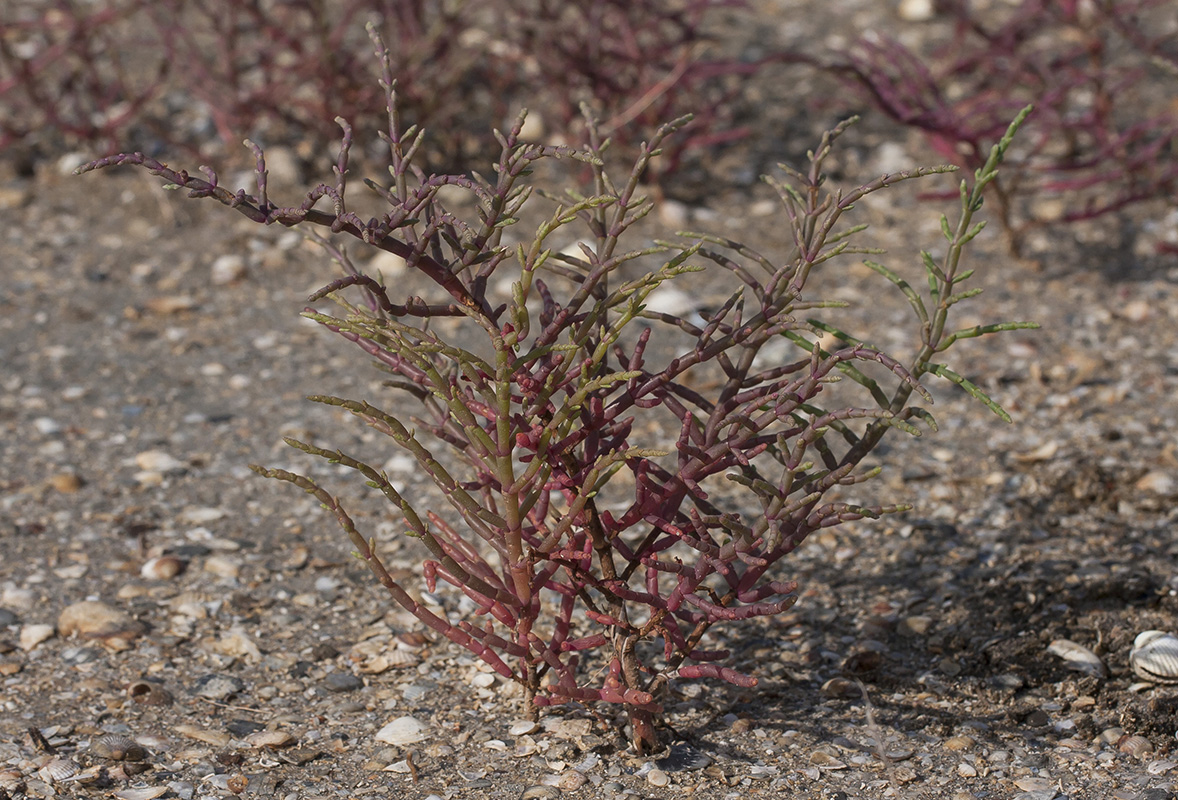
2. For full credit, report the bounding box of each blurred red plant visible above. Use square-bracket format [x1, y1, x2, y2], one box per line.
[826, 0, 1178, 254]
[1, 0, 760, 177]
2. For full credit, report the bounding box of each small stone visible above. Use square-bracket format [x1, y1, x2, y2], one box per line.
[808, 750, 846, 769]
[203, 555, 240, 579]
[226, 719, 265, 737]
[1, 587, 35, 611]
[0, 608, 18, 627]
[938, 657, 963, 676]
[58, 601, 145, 643]
[192, 674, 245, 700]
[19, 623, 55, 650]
[898, 0, 935, 20]
[210, 254, 247, 285]
[325, 672, 364, 693]
[244, 730, 296, 749]
[367, 249, 407, 278]
[375, 716, 428, 746]
[0, 183, 30, 209]
[898, 615, 932, 636]
[174, 724, 231, 747]
[144, 295, 197, 315]
[48, 472, 82, 493]
[943, 735, 975, 751]
[33, 417, 61, 435]
[134, 450, 186, 473]
[1136, 471, 1176, 496]
[558, 771, 588, 790]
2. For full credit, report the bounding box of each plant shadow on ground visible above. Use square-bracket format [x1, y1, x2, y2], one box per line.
[662, 456, 1178, 768]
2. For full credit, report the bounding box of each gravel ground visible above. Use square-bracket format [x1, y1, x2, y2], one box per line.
[4, 2, 1178, 799]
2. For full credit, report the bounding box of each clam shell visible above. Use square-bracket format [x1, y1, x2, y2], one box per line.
[91, 733, 147, 761]
[37, 757, 80, 784]
[113, 787, 169, 800]
[1047, 639, 1107, 678]
[1129, 631, 1178, 683]
[1118, 734, 1155, 758]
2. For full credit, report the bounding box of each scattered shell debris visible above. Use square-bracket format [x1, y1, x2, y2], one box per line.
[1047, 638, 1107, 678]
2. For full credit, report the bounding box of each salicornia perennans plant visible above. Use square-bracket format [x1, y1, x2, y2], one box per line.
[78, 26, 1037, 754]
[824, 0, 1178, 255]
[3, 0, 756, 178]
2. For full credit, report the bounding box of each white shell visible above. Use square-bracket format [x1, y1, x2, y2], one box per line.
[113, 787, 169, 800]
[1047, 639, 1107, 678]
[1130, 631, 1178, 684]
[37, 757, 80, 783]
[374, 715, 428, 746]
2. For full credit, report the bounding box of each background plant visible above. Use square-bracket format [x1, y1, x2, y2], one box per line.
[2, 0, 755, 178]
[821, 0, 1178, 255]
[78, 26, 1036, 754]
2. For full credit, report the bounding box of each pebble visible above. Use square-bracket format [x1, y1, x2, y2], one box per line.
[203, 555, 241, 579]
[2, 587, 35, 612]
[944, 735, 975, 751]
[898, 0, 935, 21]
[48, 472, 82, 493]
[938, 658, 963, 676]
[192, 674, 244, 700]
[898, 615, 932, 636]
[174, 724, 231, 747]
[226, 719, 265, 737]
[0, 608, 17, 627]
[61, 645, 103, 665]
[375, 716, 427, 746]
[324, 672, 363, 693]
[244, 730, 296, 749]
[19, 623, 55, 650]
[210, 254, 247, 285]
[59, 600, 144, 642]
[134, 450, 186, 473]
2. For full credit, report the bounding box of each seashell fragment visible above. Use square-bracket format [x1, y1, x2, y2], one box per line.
[375, 716, 427, 746]
[19, 623, 55, 651]
[1118, 734, 1154, 759]
[91, 734, 147, 761]
[58, 601, 145, 643]
[38, 757, 80, 784]
[128, 680, 174, 706]
[113, 787, 169, 800]
[0, 769, 26, 794]
[1047, 639, 1107, 678]
[1130, 631, 1178, 684]
[244, 730, 295, 749]
[141, 556, 186, 580]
